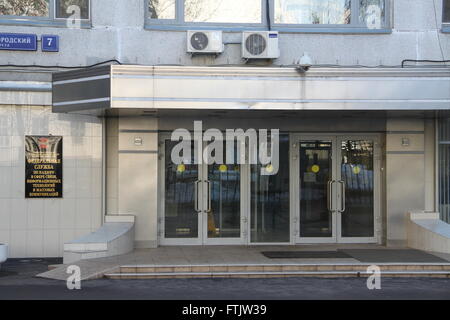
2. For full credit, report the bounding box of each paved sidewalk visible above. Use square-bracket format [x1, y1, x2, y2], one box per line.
[1, 257, 449, 300]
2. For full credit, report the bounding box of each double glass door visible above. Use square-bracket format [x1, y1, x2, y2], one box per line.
[161, 138, 245, 245]
[160, 133, 380, 245]
[294, 135, 379, 243]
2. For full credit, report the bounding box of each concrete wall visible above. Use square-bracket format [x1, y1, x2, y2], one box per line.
[115, 117, 159, 248]
[385, 118, 431, 246]
[0, 0, 448, 78]
[0, 104, 103, 258]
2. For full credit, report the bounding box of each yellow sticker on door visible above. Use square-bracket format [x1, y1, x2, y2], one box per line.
[353, 165, 361, 174]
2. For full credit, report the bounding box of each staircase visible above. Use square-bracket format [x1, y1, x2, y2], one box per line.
[104, 263, 450, 279]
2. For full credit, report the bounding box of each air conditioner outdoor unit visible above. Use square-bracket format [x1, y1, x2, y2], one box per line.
[187, 30, 224, 54]
[242, 31, 280, 59]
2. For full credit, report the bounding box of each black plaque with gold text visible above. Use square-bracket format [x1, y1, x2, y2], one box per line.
[25, 136, 63, 198]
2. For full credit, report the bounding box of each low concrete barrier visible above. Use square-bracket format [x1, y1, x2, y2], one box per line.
[63, 215, 135, 264]
[407, 211, 450, 254]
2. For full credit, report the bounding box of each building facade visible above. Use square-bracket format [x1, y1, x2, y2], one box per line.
[0, 0, 449, 258]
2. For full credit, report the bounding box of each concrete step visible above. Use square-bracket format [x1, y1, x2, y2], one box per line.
[118, 264, 450, 274]
[104, 270, 450, 279]
[103, 263, 450, 279]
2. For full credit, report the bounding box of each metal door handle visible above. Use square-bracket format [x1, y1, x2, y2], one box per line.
[338, 180, 346, 213]
[194, 180, 201, 213]
[327, 180, 334, 212]
[205, 180, 212, 212]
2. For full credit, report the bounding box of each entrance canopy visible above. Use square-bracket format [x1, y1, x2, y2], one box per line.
[52, 65, 450, 114]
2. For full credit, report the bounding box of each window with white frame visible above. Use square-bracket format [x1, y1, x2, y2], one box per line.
[146, 0, 389, 30]
[444, 0, 450, 23]
[0, 0, 90, 24]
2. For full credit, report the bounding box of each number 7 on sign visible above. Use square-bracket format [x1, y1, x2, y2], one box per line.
[41, 35, 59, 52]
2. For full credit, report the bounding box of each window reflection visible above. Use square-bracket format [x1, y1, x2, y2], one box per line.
[208, 166, 241, 238]
[359, 0, 385, 28]
[55, 0, 89, 19]
[299, 141, 333, 238]
[185, 0, 261, 23]
[251, 134, 290, 243]
[149, 0, 176, 19]
[340, 140, 374, 237]
[0, 0, 49, 17]
[275, 0, 351, 24]
[164, 140, 199, 238]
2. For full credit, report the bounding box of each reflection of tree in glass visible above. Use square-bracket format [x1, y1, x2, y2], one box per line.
[275, 0, 351, 24]
[311, 0, 351, 24]
[359, 0, 384, 24]
[56, 0, 89, 19]
[0, 0, 49, 16]
[149, 0, 175, 19]
[184, 0, 221, 22]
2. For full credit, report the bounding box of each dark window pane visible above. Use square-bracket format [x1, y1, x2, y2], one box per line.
[340, 140, 374, 237]
[299, 141, 333, 238]
[164, 140, 199, 238]
[149, 0, 175, 19]
[55, 0, 89, 19]
[444, 0, 450, 23]
[0, 0, 49, 17]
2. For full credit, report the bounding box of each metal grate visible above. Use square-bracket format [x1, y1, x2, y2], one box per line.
[245, 33, 266, 56]
[191, 32, 209, 50]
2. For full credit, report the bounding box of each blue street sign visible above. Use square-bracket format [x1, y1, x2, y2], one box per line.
[0, 33, 37, 51]
[41, 35, 59, 52]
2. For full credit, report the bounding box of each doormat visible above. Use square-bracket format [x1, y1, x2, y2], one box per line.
[339, 249, 449, 263]
[262, 251, 352, 259]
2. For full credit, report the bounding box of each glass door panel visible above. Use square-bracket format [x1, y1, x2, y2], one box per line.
[164, 140, 200, 239]
[207, 163, 241, 239]
[250, 134, 290, 243]
[338, 139, 375, 239]
[299, 140, 334, 239]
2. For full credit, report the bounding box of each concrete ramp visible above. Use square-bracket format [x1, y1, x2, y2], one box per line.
[63, 215, 135, 264]
[408, 212, 450, 254]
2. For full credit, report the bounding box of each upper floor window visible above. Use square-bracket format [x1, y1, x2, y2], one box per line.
[444, 0, 450, 23]
[0, 0, 49, 17]
[146, 0, 390, 32]
[0, 0, 90, 26]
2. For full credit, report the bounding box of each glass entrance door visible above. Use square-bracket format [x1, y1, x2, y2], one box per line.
[294, 135, 379, 244]
[297, 137, 337, 243]
[202, 141, 245, 244]
[337, 137, 378, 243]
[162, 139, 202, 244]
[160, 136, 245, 245]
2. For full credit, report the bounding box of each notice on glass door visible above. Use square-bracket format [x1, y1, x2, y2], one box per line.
[25, 136, 63, 198]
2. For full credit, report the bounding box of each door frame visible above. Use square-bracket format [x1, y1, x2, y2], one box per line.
[291, 133, 382, 244]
